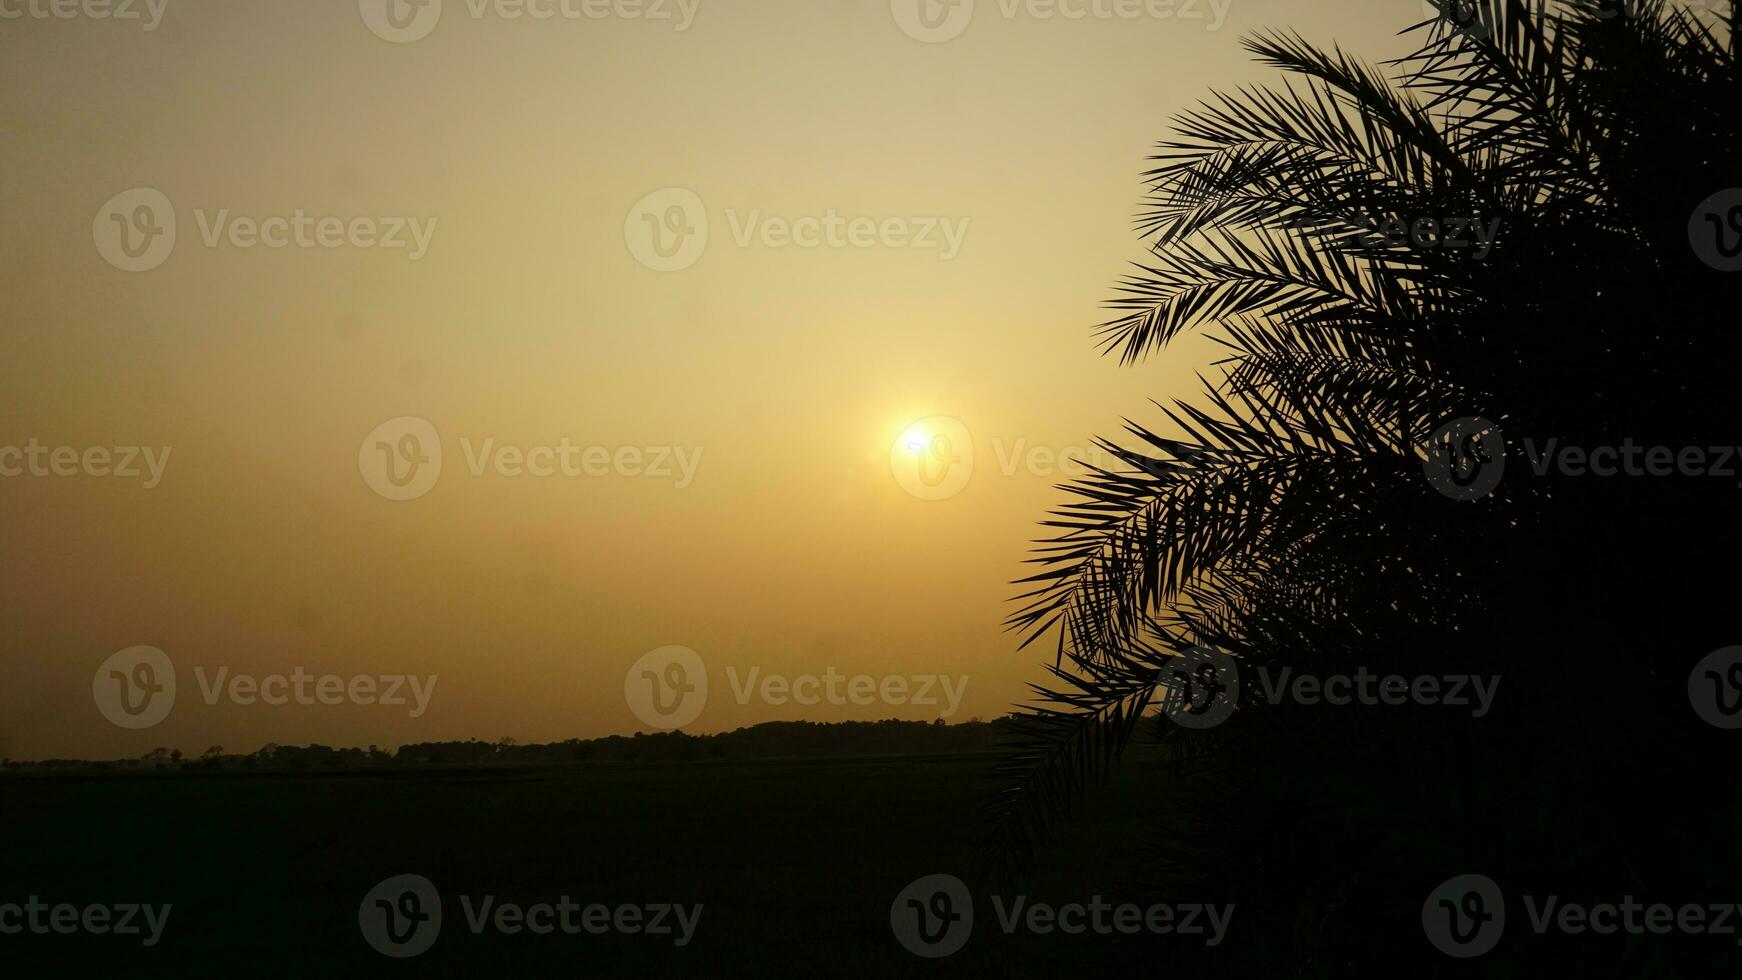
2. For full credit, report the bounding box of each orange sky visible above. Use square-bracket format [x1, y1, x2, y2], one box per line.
[0, 0, 1420, 760]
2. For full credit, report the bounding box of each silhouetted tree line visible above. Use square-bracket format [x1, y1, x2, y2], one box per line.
[0, 718, 1013, 774]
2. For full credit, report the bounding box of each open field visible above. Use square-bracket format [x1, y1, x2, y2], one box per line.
[0, 751, 1182, 977]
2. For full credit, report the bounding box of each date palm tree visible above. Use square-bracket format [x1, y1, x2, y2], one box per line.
[996, 1, 1741, 971]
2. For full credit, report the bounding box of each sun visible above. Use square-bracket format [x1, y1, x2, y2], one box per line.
[899, 423, 932, 454]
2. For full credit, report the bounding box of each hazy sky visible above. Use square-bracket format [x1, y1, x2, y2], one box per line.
[0, 0, 1421, 760]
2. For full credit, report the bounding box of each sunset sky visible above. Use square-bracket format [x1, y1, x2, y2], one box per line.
[0, 0, 1420, 760]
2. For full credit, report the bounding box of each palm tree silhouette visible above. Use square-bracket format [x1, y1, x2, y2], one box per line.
[996, 1, 1741, 971]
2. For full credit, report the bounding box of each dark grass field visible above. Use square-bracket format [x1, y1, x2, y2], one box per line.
[0, 751, 1182, 977]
